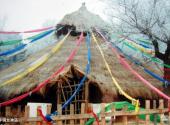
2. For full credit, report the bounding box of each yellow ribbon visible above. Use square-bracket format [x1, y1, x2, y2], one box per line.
[125, 39, 154, 55]
[92, 32, 139, 112]
[0, 32, 70, 88]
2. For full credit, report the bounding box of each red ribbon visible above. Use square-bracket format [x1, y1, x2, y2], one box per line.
[37, 108, 52, 125]
[87, 107, 100, 125]
[0, 33, 84, 107]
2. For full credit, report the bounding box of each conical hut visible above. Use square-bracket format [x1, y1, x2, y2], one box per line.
[0, 2, 164, 119]
[56, 2, 109, 37]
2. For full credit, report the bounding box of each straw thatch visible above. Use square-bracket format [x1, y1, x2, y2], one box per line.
[0, 34, 163, 103]
[60, 3, 109, 32]
[0, 3, 164, 104]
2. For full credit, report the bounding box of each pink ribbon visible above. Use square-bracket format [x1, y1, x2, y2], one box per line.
[0, 26, 54, 34]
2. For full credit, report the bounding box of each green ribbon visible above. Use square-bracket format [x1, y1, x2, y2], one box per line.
[0, 30, 53, 46]
[111, 35, 170, 68]
[85, 101, 160, 125]
[137, 38, 152, 45]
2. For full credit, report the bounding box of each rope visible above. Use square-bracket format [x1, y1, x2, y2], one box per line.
[92, 32, 139, 112]
[0, 26, 54, 34]
[0, 31, 69, 88]
[0, 32, 84, 107]
[42, 32, 91, 122]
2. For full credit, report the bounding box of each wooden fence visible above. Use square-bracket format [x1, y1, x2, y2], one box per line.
[0, 99, 170, 125]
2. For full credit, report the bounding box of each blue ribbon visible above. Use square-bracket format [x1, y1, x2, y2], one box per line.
[144, 68, 170, 86]
[0, 44, 26, 56]
[45, 32, 91, 122]
[30, 29, 54, 43]
[62, 32, 91, 110]
[112, 41, 170, 87]
[0, 29, 55, 56]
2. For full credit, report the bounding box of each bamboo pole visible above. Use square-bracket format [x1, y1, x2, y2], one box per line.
[80, 103, 85, 124]
[101, 103, 106, 125]
[24, 106, 30, 125]
[70, 104, 74, 124]
[122, 106, 128, 125]
[159, 99, 164, 125]
[57, 104, 62, 125]
[145, 100, 150, 125]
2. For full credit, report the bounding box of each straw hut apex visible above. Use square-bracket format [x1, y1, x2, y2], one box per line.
[56, 3, 109, 37]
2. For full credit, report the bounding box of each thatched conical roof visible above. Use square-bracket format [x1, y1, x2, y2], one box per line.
[0, 34, 163, 102]
[60, 3, 108, 31]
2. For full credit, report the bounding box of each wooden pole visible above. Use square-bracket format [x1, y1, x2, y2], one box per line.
[145, 100, 150, 125]
[85, 81, 89, 112]
[80, 103, 85, 124]
[5, 106, 11, 125]
[122, 106, 128, 125]
[24, 106, 30, 125]
[159, 99, 164, 125]
[101, 103, 106, 125]
[110, 104, 116, 125]
[70, 104, 74, 124]
[37, 106, 42, 125]
[57, 104, 63, 125]
[153, 100, 157, 125]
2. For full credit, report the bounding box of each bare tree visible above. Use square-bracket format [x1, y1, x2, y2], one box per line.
[104, 0, 170, 82]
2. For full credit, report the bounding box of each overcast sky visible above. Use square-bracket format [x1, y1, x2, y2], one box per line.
[0, 0, 107, 31]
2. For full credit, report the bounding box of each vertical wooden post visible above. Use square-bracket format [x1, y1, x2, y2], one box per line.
[122, 106, 128, 125]
[5, 106, 11, 125]
[70, 104, 74, 124]
[101, 103, 106, 125]
[145, 100, 150, 125]
[47, 104, 52, 114]
[17, 105, 22, 117]
[57, 104, 62, 125]
[159, 99, 164, 125]
[80, 103, 85, 124]
[110, 104, 116, 125]
[85, 81, 89, 112]
[168, 101, 170, 125]
[37, 106, 42, 125]
[24, 106, 30, 125]
[153, 100, 157, 125]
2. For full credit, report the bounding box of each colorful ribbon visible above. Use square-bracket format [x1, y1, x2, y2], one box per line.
[0, 32, 84, 107]
[97, 29, 170, 101]
[0, 32, 69, 88]
[0, 29, 55, 56]
[42, 32, 90, 122]
[92, 32, 139, 112]
[0, 26, 54, 34]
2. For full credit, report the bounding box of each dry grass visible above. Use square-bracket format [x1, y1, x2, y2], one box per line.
[0, 35, 163, 102]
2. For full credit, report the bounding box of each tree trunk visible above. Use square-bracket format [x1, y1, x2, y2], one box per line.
[152, 39, 170, 95]
[163, 43, 170, 80]
[163, 43, 170, 96]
